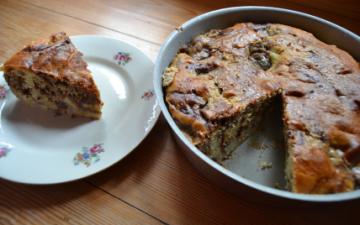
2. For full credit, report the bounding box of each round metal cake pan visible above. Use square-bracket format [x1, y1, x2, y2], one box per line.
[153, 6, 360, 205]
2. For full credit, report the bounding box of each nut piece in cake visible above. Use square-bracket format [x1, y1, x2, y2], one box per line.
[0, 32, 103, 119]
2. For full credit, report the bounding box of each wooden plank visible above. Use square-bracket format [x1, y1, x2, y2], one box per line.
[18, 0, 360, 44]
[285, 0, 360, 20]
[0, 0, 161, 63]
[18, 0, 176, 46]
[0, 179, 165, 224]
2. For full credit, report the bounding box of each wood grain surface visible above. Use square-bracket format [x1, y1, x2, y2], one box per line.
[0, 0, 360, 224]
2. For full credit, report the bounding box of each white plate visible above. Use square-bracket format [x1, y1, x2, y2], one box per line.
[0, 36, 161, 184]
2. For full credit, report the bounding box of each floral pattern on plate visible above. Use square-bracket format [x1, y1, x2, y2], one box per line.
[0, 147, 11, 159]
[73, 143, 105, 167]
[114, 52, 132, 66]
[141, 89, 155, 101]
[0, 84, 11, 100]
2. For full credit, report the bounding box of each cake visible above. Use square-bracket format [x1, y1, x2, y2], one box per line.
[0, 32, 103, 119]
[163, 23, 360, 194]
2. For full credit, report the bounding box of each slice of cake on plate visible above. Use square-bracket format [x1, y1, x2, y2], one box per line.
[0, 32, 103, 119]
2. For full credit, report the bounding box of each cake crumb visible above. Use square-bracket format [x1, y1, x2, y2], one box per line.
[175, 26, 184, 33]
[259, 150, 264, 158]
[258, 160, 273, 169]
[259, 160, 267, 168]
[263, 143, 270, 149]
[274, 183, 281, 189]
[271, 140, 283, 148]
[162, 67, 178, 87]
[224, 151, 236, 161]
[248, 141, 261, 149]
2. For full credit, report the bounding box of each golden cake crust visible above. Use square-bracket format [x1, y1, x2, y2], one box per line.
[164, 23, 360, 194]
[1, 32, 103, 119]
[2, 32, 97, 90]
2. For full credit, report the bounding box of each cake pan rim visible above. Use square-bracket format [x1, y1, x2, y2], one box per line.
[154, 6, 360, 203]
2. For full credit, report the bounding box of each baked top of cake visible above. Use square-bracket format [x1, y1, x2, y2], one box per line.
[2, 32, 97, 91]
[1, 32, 103, 119]
[163, 23, 360, 194]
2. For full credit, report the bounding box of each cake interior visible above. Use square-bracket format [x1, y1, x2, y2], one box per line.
[197, 91, 281, 163]
[4, 68, 102, 119]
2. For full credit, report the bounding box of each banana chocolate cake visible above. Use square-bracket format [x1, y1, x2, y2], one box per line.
[0, 32, 103, 119]
[163, 23, 360, 194]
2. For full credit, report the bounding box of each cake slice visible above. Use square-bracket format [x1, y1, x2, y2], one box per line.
[0, 32, 103, 119]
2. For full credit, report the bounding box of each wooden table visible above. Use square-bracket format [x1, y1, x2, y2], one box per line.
[1, 0, 359, 224]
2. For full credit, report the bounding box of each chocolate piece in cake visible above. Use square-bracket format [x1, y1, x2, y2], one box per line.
[0, 32, 103, 119]
[163, 23, 360, 194]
